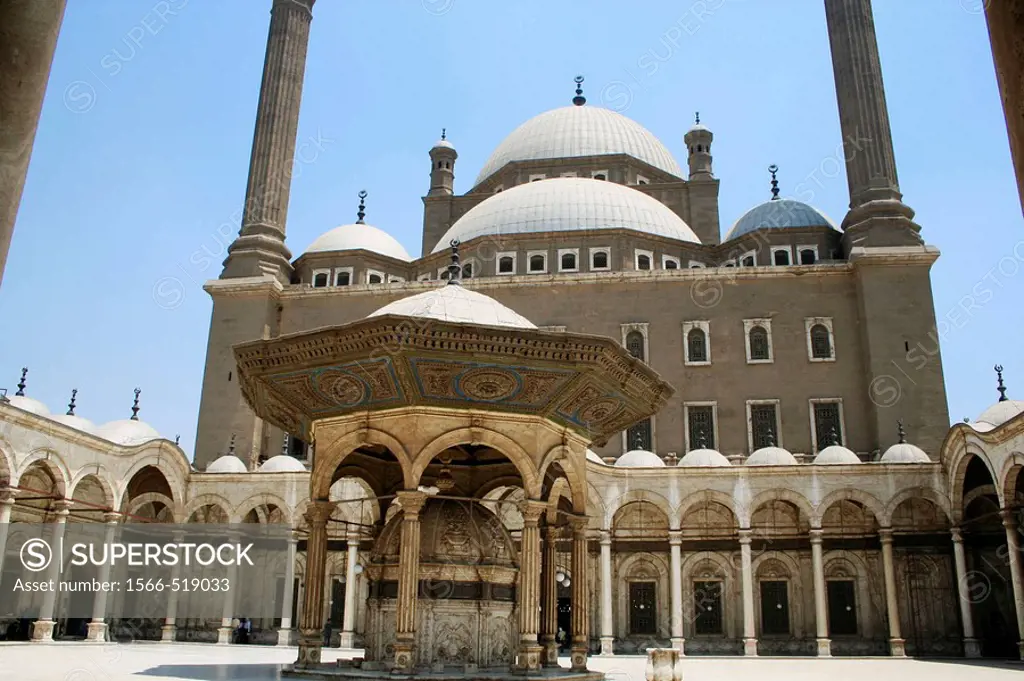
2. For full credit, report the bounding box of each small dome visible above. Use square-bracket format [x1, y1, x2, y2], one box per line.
[432, 138, 455, 151]
[94, 419, 161, 447]
[206, 455, 248, 473]
[813, 445, 861, 465]
[7, 395, 50, 417]
[433, 177, 700, 253]
[685, 122, 712, 136]
[259, 455, 306, 473]
[303, 223, 412, 262]
[615, 448, 665, 468]
[976, 400, 1024, 430]
[880, 443, 930, 464]
[586, 449, 606, 465]
[725, 198, 838, 241]
[50, 414, 96, 433]
[475, 105, 683, 186]
[746, 446, 798, 466]
[368, 284, 535, 329]
[678, 448, 731, 467]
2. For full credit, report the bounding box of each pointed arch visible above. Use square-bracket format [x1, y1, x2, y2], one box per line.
[118, 454, 187, 509]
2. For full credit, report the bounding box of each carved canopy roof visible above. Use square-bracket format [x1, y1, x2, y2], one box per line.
[233, 314, 674, 446]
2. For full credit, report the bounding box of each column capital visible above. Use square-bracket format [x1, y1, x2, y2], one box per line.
[738, 528, 753, 544]
[810, 528, 824, 544]
[303, 499, 334, 526]
[950, 526, 964, 543]
[879, 527, 895, 544]
[0, 488, 16, 505]
[102, 511, 121, 525]
[274, 0, 315, 15]
[1000, 508, 1019, 529]
[396, 490, 428, 517]
[51, 499, 73, 515]
[669, 530, 683, 546]
[519, 499, 547, 525]
[567, 514, 588, 534]
[543, 523, 561, 541]
[599, 529, 612, 546]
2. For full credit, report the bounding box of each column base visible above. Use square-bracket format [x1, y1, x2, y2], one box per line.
[277, 628, 293, 647]
[338, 630, 355, 649]
[1017, 640, 1024, 661]
[541, 637, 559, 666]
[670, 637, 685, 655]
[30, 619, 54, 642]
[816, 638, 832, 657]
[600, 637, 615, 655]
[393, 641, 416, 671]
[216, 626, 233, 645]
[160, 624, 176, 643]
[517, 643, 543, 671]
[743, 638, 758, 656]
[296, 629, 323, 668]
[570, 644, 588, 671]
[961, 637, 980, 658]
[86, 622, 107, 642]
[888, 638, 906, 657]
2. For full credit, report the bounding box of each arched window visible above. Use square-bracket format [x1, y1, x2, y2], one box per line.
[687, 328, 708, 363]
[335, 271, 351, 286]
[625, 331, 645, 362]
[529, 254, 546, 272]
[810, 324, 832, 359]
[592, 251, 609, 270]
[462, 263, 473, 279]
[498, 256, 514, 274]
[664, 259, 679, 270]
[800, 249, 816, 265]
[593, 173, 607, 181]
[313, 272, 329, 288]
[742, 255, 755, 267]
[749, 326, 770, 360]
[561, 252, 577, 271]
[367, 273, 383, 285]
[637, 254, 651, 271]
[773, 249, 791, 266]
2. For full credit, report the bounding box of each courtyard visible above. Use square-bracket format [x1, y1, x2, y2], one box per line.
[0, 644, 1020, 681]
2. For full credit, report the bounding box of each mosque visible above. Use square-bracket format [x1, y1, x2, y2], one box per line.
[2, 0, 1024, 673]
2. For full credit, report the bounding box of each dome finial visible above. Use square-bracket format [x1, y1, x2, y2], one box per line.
[633, 431, 645, 451]
[15, 367, 27, 397]
[174, 434, 180, 445]
[697, 429, 708, 450]
[695, 111, 700, 125]
[829, 425, 839, 447]
[228, 433, 236, 456]
[897, 419, 906, 444]
[765, 426, 776, 448]
[991, 364, 1007, 401]
[66, 389, 78, 416]
[356, 190, 367, 224]
[769, 164, 780, 200]
[447, 239, 462, 286]
[572, 75, 586, 106]
[282, 431, 290, 456]
[130, 388, 141, 420]
[441, 127, 446, 141]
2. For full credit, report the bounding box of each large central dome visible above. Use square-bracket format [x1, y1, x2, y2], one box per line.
[432, 177, 700, 253]
[474, 106, 684, 186]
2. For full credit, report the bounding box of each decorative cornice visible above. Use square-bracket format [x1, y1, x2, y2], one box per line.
[846, 245, 941, 266]
[204, 275, 284, 299]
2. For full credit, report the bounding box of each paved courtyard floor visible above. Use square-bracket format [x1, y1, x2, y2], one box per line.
[0, 643, 1021, 681]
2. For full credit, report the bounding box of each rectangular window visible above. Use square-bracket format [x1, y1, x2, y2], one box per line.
[749, 403, 778, 450]
[813, 401, 843, 451]
[629, 581, 657, 635]
[590, 248, 611, 271]
[527, 251, 547, 273]
[760, 581, 790, 635]
[693, 581, 722, 635]
[312, 269, 330, 288]
[335, 267, 353, 286]
[687, 405, 715, 450]
[826, 580, 857, 635]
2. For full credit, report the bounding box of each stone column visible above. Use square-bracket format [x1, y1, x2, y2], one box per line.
[738, 529, 757, 656]
[810, 528, 831, 656]
[0, 490, 16, 576]
[569, 516, 590, 671]
[823, 0, 918, 245]
[0, 0, 67, 288]
[277, 531, 298, 646]
[599, 530, 614, 655]
[540, 523, 560, 666]
[984, 0, 1024, 214]
[393, 491, 427, 671]
[517, 500, 546, 671]
[31, 500, 71, 641]
[222, 0, 316, 282]
[950, 527, 980, 658]
[86, 512, 121, 642]
[296, 500, 334, 668]
[879, 528, 906, 656]
[669, 530, 685, 653]
[339, 530, 360, 648]
[217, 531, 241, 645]
[1001, 509, 1024, 659]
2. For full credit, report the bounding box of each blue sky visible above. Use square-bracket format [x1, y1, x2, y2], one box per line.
[1, 0, 1020, 459]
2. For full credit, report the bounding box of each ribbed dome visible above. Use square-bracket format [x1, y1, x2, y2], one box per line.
[746, 446, 798, 466]
[813, 445, 861, 465]
[259, 455, 306, 473]
[94, 419, 161, 447]
[976, 400, 1024, 429]
[615, 448, 665, 468]
[725, 199, 838, 241]
[206, 455, 248, 473]
[432, 177, 700, 253]
[368, 284, 535, 329]
[678, 448, 731, 467]
[7, 396, 50, 417]
[880, 443, 930, 464]
[475, 106, 683, 187]
[304, 223, 411, 262]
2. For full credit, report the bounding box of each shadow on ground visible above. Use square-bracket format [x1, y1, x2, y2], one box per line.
[138, 663, 285, 680]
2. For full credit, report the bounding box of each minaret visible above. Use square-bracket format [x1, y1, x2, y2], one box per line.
[683, 112, 721, 246]
[824, 0, 920, 247]
[222, 0, 316, 282]
[428, 129, 457, 197]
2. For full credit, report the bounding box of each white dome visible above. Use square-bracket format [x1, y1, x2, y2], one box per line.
[615, 448, 665, 468]
[50, 414, 96, 433]
[206, 455, 248, 474]
[976, 400, 1024, 429]
[432, 138, 455, 151]
[746, 446, 798, 466]
[880, 443, 930, 464]
[7, 395, 50, 416]
[678, 448, 731, 467]
[259, 455, 306, 473]
[432, 177, 700, 253]
[94, 419, 161, 447]
[304, 223, 411, 262]
[475, 106, 683, 186]
[813, 445, 861, 465]
[368, 284, 535, 329]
